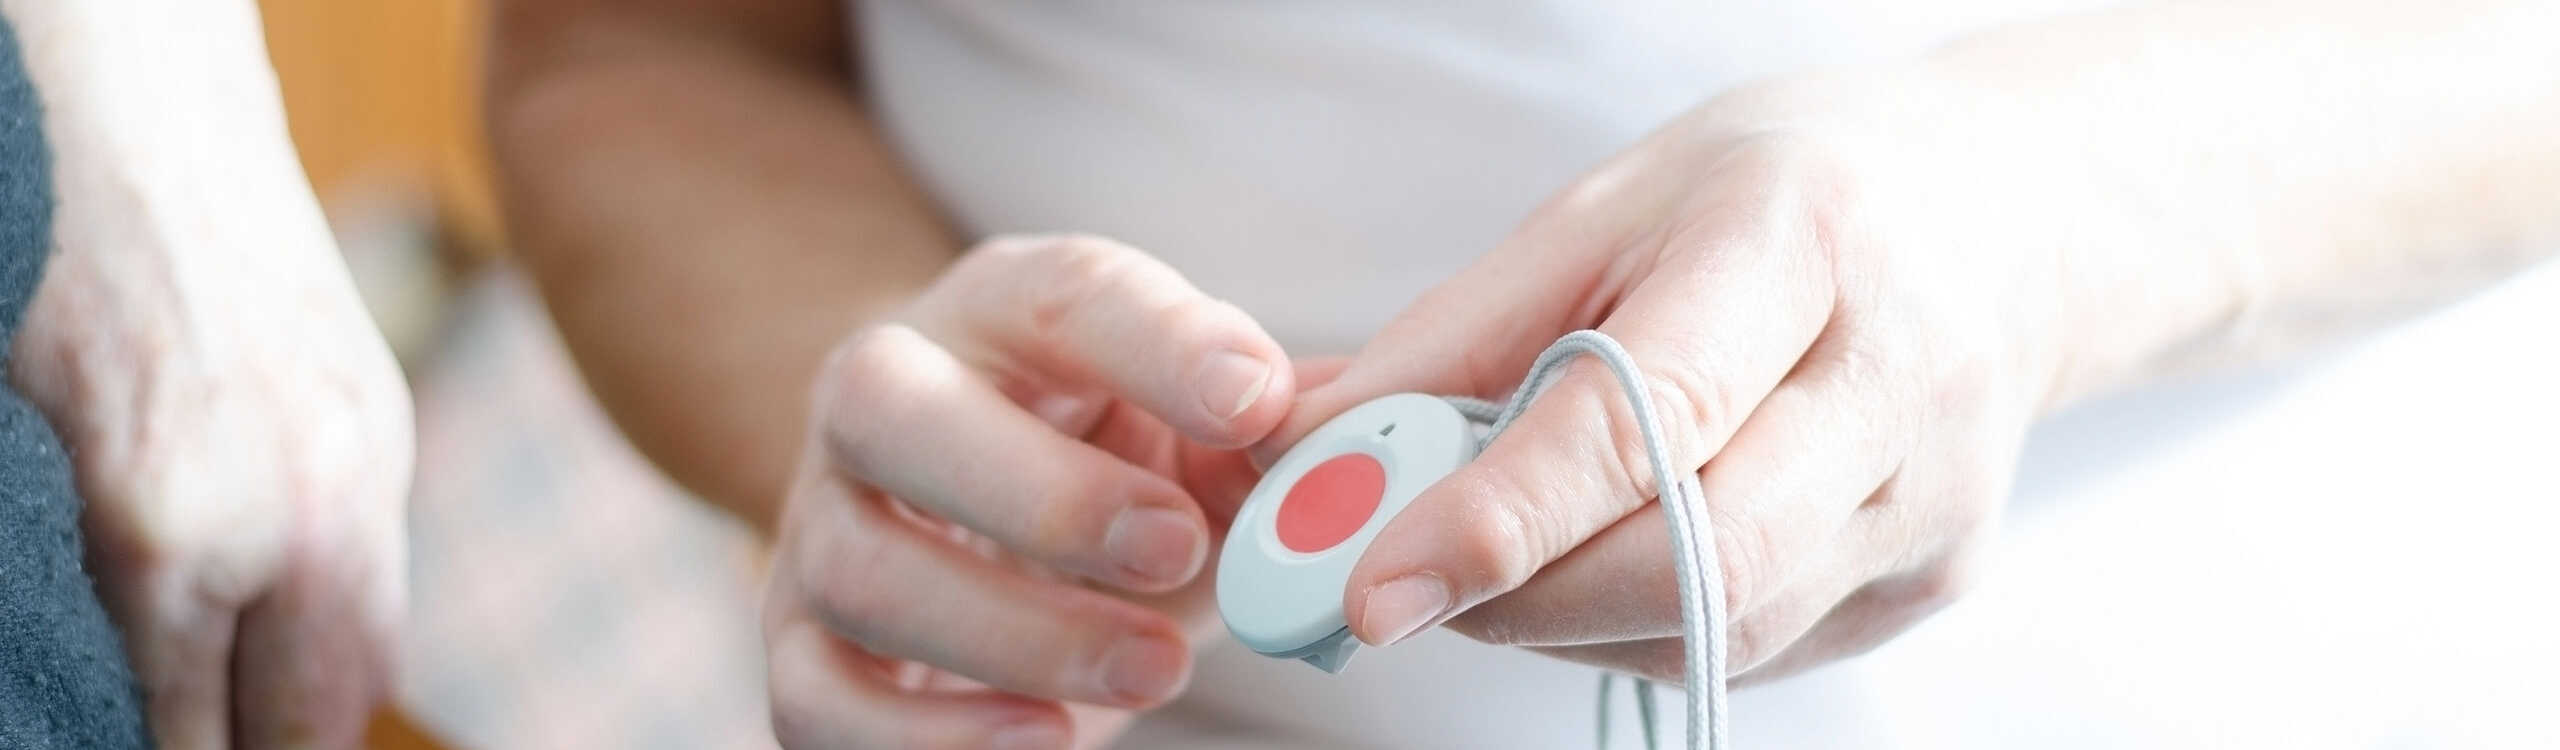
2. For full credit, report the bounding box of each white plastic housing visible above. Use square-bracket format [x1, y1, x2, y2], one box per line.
[1217, 393, 1478, 663]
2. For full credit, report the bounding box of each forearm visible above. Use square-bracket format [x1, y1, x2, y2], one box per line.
[488, 3, 956, 529]
[1901, 0, 2560, 404]
[4, 0, 393, 437]
[2, 0, 352, 321]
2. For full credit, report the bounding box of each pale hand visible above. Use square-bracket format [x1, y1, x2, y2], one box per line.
[10, 178, 413, 747]
[761, 235, 1321, 750]
[1268, 70, 2118, 683]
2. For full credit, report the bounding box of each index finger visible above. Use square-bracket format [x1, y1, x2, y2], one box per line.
[920, 234, 1294, 449]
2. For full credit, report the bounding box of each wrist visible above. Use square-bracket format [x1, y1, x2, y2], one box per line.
[7, 0, 333, 265]
[4, 0, 370, 376]
[4, 0, 292, 146]
[1884, 57, 2263, 408]
[1738, 60, 2261, 411]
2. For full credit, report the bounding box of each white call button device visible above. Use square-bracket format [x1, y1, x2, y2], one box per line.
[1216, 394, 1478, 672]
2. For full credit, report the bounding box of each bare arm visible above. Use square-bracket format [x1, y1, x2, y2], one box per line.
[1950, 0, 2560, 402]
[487, 0, 955, 529]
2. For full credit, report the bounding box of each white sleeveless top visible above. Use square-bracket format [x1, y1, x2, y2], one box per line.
[852, 3, 2560, 747]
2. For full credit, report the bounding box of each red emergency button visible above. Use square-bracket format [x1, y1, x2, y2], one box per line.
[1275, 453, 1386, 553]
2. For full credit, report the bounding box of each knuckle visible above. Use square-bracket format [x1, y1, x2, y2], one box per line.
[815, 326, 905, 407]
[1640, 348, 1727, 459]
[1443, 471, 1550, 593]
[1024, 465, 1121, 557]
[1602, 364, 1717, 507]
[1727, 615, 1783, 670]
[1820, 333, 1902, 404]
[1706, 502, 1778, 617]
[75, 497, 177, 580]
[1021, 234, 1149, 334]
[1581, 340, 1726, 493]
[1841, 348, 1929, 458]
[801, 527, 899, 644]
[812, 327, 930, 462]
[313, 362, 416, 471]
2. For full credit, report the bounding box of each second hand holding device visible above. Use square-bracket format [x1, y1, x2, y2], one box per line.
[1213, 331, 1732, 750]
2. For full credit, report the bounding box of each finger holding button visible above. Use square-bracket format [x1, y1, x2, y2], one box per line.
[816, 324, 1212, 591]
[765, 233, 1302, 750]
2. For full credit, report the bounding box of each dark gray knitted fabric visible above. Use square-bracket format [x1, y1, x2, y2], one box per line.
[0, 12, 153, 750]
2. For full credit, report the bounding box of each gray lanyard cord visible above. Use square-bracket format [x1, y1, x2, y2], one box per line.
[1443, 330, 1729, 750]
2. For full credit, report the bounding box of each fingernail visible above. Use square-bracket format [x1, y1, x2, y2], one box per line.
[1359, 573, 1450, 645]
[1196, 349, 1272, 420]
[1101, 633, 1188, 704]
[1105, 506, 1201, 584]
[991, 721, 1066, 750]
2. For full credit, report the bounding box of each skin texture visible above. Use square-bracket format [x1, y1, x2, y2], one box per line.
[489, 0, 2560, 746]
[2, 1, 415, 747]
[1273, 0, 2560, 683]
[762, 235, 1330, 748]
[487, 0, 951, 532]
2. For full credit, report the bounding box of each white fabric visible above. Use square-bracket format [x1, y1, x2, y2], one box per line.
[854, 0, 2102, 353]
[852, 2, 2560, 747]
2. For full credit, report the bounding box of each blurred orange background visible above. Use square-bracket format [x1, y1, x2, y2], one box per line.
[258, 3, 777, 749]
[261, 0, 498, 261]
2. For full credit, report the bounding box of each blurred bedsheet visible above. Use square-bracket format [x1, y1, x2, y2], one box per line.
[399, 272, 778, 750]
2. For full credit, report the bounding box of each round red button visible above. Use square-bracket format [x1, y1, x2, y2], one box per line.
[1275, 453, 1386, 554]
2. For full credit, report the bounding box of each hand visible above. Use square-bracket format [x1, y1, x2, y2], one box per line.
[10, 174, 414, 747]
[1268, 71, 2112, 684]
[761, 235, 1304, 749]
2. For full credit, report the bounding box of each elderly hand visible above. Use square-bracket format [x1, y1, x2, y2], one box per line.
[760, 235, 1317, 750]
[1267, 70, 2135, 684]
[9, 154, 413, 747]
